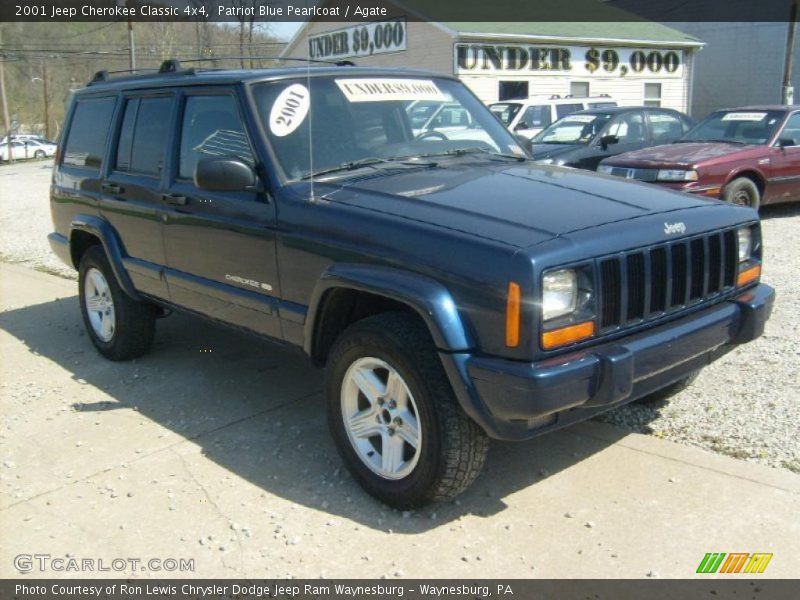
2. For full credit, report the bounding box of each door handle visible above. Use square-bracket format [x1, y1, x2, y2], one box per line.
[162, 193, 188, 206]
[101, 182, 123, 194]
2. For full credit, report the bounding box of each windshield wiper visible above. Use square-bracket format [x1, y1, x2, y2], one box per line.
[674, 138, 746, 145]
[416, 146, 526, 162]
[300, 157, 435, 180]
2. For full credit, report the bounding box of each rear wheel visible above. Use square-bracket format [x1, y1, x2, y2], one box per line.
[79, 246, 156, 361]
[723, 177, 760, 209]
[326, 312, 488, 508]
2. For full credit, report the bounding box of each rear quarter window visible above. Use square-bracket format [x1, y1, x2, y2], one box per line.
[63, 97, 116, 170]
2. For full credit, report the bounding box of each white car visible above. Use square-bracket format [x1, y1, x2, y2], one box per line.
[489, 95, 618, 139]
[0, 134, 47, 144]
[0, 138, 56, 161]
[406, 100, 494, 145]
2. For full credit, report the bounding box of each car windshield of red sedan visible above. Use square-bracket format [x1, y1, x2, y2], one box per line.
[679, 110, 784, 145]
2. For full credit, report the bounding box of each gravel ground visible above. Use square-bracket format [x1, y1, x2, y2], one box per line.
[1, 159, 798, 472]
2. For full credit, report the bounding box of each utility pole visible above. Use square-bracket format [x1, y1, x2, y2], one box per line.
[782, 0, 799, 104]
[0, 27, 11, 139]
[41, 62, 50, 139]
[127, 17, 136, 70]
[117, 0, 136, 70]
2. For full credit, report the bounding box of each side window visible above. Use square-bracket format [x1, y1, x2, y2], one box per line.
[63, 97, 116, 170]
[649, 111, 685, 143]
[521, 105, 551, 129]
[778, 112, 800, 146]
[555, 103, 584, 119]
[607, 112, 647, 143]
[115, 96, 173, 176]
[179, 94, 254, 180]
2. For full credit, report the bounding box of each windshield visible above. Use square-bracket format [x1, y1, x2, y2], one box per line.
[253, 76, 525, 180]
[489, 102, 522, 125]
[681, 110, 785, 145]
[532, 113, 613, 144]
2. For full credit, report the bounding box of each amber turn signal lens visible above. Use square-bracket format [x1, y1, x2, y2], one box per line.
[541, 320, 595, 350]
[505, 282, 521, 347]
[737, 264, 761, 287]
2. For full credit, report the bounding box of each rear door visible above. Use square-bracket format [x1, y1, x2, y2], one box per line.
[161, 87, 281, 338]
[767, 111, 800, 203]
[99, 92, 175, 298]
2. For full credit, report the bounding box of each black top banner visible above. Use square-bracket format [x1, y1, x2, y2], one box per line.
[1, 0, 798, 23]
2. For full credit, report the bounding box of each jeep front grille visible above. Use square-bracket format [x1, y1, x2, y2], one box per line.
[597, 230, 738, 330]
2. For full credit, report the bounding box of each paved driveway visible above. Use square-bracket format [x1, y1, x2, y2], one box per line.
[1, 263, 799, 579]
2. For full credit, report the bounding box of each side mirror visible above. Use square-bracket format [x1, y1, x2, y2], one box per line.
[599, 134, 619, 149]
[777, 138, 796, 148]
[514, 121, 529, 132]
[194, 156, 256, 192]
[515, 134, 533, 156]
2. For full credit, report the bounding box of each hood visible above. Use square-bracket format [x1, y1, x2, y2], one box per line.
[529, 143, 584, 161]
[306, 159, 714, 249]
[601, 142, 758, 168]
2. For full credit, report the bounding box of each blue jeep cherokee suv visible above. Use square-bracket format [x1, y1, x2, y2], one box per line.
[48, 61, 774, 507]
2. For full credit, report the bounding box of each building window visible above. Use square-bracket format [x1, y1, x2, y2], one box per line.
[644, 83, 662, 107]
[570, 81, 590, 98]
[498, 81, 528, 101]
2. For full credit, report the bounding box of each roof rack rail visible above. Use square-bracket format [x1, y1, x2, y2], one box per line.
[170, 56, 357, 67]
[87, 56, 356, 86]
[89, 67, 159, 84]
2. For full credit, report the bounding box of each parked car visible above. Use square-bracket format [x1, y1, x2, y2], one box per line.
[49, 61, 773, 508]
[529, 107, 694, 170]
[0, 133, 48, 144]
[406, 100, 495, 146]
[489, 95, 618, 139]
[0, 138, 57, 161]
[598, 106, 800, 208]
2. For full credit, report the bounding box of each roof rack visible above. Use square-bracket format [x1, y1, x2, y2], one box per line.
[88, 56, 356, 85]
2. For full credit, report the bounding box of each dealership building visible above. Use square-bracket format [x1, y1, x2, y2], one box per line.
[282, 11, 704, 112]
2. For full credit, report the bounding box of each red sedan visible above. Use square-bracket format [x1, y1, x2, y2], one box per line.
[598, 105, 800, 209]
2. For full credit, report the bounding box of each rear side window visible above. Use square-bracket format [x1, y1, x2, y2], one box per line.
[63, 97, 116, 170]
[555, 103, 584, 119]
[178, 94, 253, 180]
[521, 105, 551, 129]
[116, 96, 173, 176]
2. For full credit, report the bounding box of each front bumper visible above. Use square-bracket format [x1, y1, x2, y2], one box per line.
[441, 284, 774, 441]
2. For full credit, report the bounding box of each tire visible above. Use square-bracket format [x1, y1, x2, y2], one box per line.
[723, 177, 760, 209]
[325, 312, 488, 508]
[78, 245, 156, 361]
[637, 371, 700, 405]
[34, 150, 45, 159]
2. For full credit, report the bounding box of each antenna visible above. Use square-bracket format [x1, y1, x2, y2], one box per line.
[304, 13, 315, 202]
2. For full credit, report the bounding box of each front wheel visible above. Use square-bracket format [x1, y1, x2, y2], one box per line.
[33, 149, 45, 159]
[723, 177, 760, 209]
[325, 312, 488, 508]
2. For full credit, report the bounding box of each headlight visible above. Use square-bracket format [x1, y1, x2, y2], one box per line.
[597, 165, 614, 174]
[657, 169, 698, 182]
[542, 269, 577, 321]
[737, 227, 752, 262]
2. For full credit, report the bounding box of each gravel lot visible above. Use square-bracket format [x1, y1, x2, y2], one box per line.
[1, 159, 798, 473]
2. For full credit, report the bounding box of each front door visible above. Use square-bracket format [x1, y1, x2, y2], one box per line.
[766, 111, 800, 203]
[161, 89, 281, 338]
[583, 110, 649, 170]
